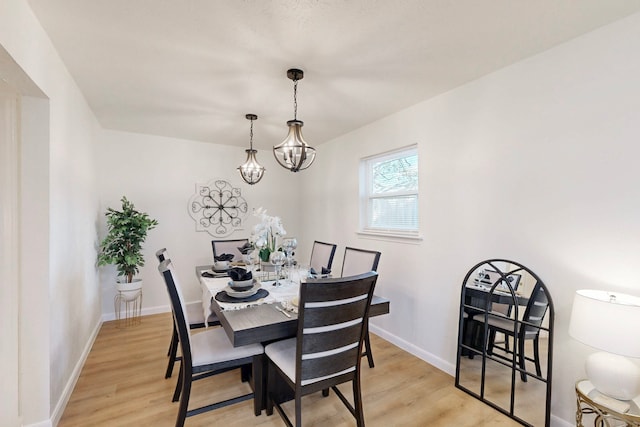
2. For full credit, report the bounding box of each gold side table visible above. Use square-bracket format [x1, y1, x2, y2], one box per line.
[114, 289, 143, 328]
[576, 380, 640, 427]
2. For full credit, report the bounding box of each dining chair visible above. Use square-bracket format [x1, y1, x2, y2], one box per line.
[341, 246, 381, 368]
[155, 248, 220, 379]
[265, 271, 378, 427]
[211, 238, 249, 263]
[309, 240, 337, 273]
[485, 282, 549, 381]
[158, 258, 264, 426]
[469, 269, 521, 350]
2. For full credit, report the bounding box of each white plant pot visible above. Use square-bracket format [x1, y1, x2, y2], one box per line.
[116, 279, 143, 301]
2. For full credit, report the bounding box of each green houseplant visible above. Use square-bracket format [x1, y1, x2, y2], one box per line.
[97, 196, 158, 285]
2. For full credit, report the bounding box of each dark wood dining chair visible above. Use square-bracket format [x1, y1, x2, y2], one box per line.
[158, 258, 264, 426]
[155, 248, 220, 379]
[309, 240, 337, 273]
[341, 246, 381, 368]
[211, 238, 249, 263]
[485, 282, 549, 381]
[265, 272, 378, 427]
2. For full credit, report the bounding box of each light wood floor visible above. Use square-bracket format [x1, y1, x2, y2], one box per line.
[59, 313, 522, 427]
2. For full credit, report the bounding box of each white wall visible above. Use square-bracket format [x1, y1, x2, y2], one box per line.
[300, 12, 640, 425]
[0, 1, 102, 425]
[97, 129, 304, 316]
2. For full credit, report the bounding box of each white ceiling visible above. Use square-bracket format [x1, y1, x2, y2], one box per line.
[26, 0, 640, 150]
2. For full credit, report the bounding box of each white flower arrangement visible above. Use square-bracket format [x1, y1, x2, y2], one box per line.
[250, 207, 286, 259]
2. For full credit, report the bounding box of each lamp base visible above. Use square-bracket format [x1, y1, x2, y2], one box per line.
[586, 352, 640, 401]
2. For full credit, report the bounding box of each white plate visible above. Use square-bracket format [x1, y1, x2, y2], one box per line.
[224, 281, 261, 298]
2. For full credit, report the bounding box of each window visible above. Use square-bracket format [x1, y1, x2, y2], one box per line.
[360, 145, 419, 238]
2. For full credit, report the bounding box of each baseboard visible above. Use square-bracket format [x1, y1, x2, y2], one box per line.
[49, 317, 102, 427]
[23, 420, 52, 427]
[551, 414, 573, 427]
[102, 302, 173, 322]
[369, 323, 456, 376]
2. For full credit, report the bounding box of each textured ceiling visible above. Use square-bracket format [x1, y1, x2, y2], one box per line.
[26, 0, 640, 150]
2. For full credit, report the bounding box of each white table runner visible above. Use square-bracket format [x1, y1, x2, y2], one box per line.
[200, 274, 300, 326]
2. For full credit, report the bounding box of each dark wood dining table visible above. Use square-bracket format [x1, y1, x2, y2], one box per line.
[196, 265, 390, 347]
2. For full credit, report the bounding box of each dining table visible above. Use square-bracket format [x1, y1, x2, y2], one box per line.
[196, 265, 390, 347]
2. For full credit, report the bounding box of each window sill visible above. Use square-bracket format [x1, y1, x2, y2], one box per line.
[356, 229, 423, 244]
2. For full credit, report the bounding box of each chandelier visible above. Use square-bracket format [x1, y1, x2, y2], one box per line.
[237, 114, 265, 185]
[273, 68, 316, 172]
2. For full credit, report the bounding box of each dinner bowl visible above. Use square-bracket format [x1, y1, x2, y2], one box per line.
[229, 278, 254, 291]
[213, 260, 230, 270]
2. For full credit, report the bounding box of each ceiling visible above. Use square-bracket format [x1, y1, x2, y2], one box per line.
[26, 0, 640, 150]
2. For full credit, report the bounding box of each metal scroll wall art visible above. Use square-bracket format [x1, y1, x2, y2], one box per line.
[188, 179, 248, 237]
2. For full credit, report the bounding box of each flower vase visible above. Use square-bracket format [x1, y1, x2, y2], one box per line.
[259, 248, 271, 262]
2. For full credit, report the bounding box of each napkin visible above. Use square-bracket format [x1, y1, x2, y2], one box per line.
[309, 267, 331, 276]
[237, 242, 253, 255]
[202, 271, 226, 278]
[228, 267, 252, 282]
[214, 253, 234, 262]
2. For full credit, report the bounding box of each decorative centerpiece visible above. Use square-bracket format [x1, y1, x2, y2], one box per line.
[250, 207, 286, 263]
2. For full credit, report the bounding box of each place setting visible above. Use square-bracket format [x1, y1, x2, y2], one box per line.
[202, 253, 237, 278]
[214, 267, 269, 304]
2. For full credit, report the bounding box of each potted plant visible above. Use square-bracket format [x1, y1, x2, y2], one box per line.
[97, 196, 158, 298]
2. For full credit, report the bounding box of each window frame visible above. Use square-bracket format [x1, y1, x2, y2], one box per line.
[359, 145, 421, 241]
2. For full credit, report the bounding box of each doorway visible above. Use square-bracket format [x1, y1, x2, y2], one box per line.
[0, 80, 21, 426]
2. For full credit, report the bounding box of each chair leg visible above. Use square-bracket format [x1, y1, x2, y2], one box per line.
[167, 322, 176, 356]
[487, 329, 496, 355]
[173, 365, 183, 402]
[165, 327, 179, 379]
[533, 335, 542, 376]
[175, 365, 192, 427]
[363, 320, 375, 368]
[353, 376, 365, 427]
[266, 362, 275, 416]
[518, 336, 527, 382]
[295, 394, 302, 427]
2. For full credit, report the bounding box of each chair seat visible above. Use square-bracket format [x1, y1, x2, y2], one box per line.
[486, 315, 538, 339]
[191, 328, 263, 367]
[486, 315, 514, 331]
[265, 338, 297, 382]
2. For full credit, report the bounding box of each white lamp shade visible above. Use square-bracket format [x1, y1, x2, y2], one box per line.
[569, 289, 640, 358]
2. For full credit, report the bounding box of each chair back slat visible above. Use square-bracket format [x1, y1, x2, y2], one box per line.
[301, 347, 361, 383]
[309, 241, 337, 272]
[211, 239, 249, 262]
[301, 322, 363, 355]
[341, 247, 381, 278]
[296, 272, 377, 386]
[302, 298, 369, 329]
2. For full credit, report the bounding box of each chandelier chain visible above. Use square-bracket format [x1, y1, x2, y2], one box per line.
[293, 79, 298, 120]
[249, 117, 254, 150]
